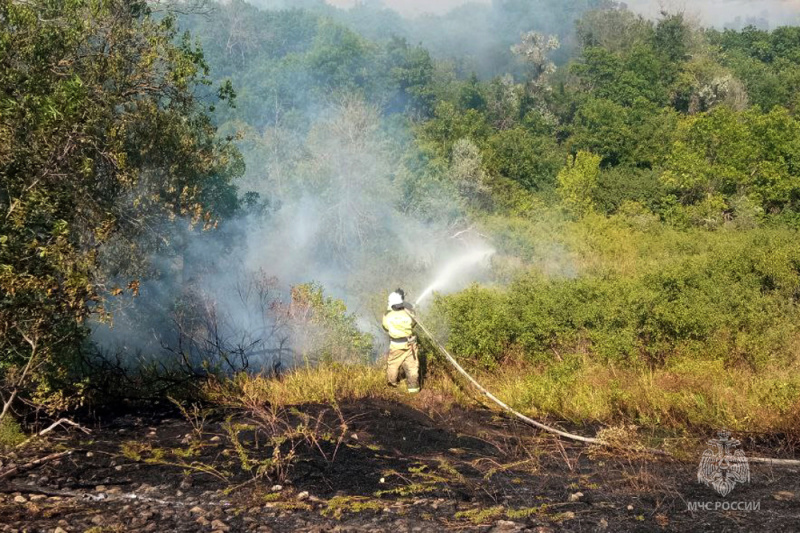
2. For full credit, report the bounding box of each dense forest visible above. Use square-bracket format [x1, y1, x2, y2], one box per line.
[2, 1, 800, 530]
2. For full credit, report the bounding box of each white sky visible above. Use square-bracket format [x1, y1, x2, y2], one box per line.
[324, 0, 800, 25]
[325, 0, 489, 16]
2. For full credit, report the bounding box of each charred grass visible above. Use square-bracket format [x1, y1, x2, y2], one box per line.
[2, 363, 799, 531]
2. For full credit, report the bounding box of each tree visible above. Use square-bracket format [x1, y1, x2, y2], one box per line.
[576, 8, 653, 53]
[558, 151, 602, 216]
[458, 73, 487, 112]
[297, 97, 395, 265]
[449, 139, 491, 208]
[385, 38, 436, 118]
[0, 0, 241, 420]
[661, 106, 800, 219]
[511, 31, 560, 91]
[306, 21, 376, 95]
[485, 128, 564, 192]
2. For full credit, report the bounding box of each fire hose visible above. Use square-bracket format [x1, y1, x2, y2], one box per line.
[414, 318, 605, 445]
[415, 318, 800, 464]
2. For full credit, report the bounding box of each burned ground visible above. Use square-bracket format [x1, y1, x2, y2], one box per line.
[1, 396, 798, 532]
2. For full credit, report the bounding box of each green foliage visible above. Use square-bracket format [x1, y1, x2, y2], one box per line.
[592, 167, 663, 215]
[437, 223, 800, 370]
[485, 128, 564, 192]
[558, 151, 602, 216]
[322, 496, 383, 520]
[307, 20, 376, 94]
[5, 0, 800, 428]
[0, 416, 25, 447]
[385, 37, 436, 117]
[0, 0, 241, 413]
[434, 286, 513, 369]
[290, 284, 374, 365]
[567, 98, 677, 167]
[662, 106, 800, 220]
[455, 505, 505, 525]
[709, 26, 800, 111]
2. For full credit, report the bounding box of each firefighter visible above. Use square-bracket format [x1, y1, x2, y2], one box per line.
[382, 289, 420, 393]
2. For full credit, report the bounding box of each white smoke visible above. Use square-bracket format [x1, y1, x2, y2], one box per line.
[92, 97, 491, 367]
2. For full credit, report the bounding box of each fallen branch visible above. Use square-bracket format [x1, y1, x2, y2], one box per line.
[0, 483, 80, 497]
[745, 457, 800, 467]
[0, 450, 73, 481]
[16, 418, 92, 449]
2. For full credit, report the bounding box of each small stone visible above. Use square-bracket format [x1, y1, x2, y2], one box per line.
[773, 491, 795, 501]
[210, 436, 221, 442]
[86, 452, 94, 458]
[626, 504, 634, 511]
[29, 495, 46, 501]
[210, 519, 230, 532]
[13, 495, 26, 503]
[270, 485, 282, 492]
[190, 506, 204, 514]
[296, 491, 309, 501]
[95, 485, 107, 492]
[491, 520, 523, 532]
[114, 465, 123, 471]
[568, 492, 584, 502]
[351, 433, 358, 440]
[196, 517, 210, 526]
[54, 528, 68, 533]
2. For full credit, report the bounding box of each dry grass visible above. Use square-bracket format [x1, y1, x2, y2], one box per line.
[489, 356, 800, 441]
[208, 363, 389, 408]
[202, 352, 800, 454]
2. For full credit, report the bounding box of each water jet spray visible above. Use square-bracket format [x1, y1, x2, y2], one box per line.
[415, 247, 496, 307]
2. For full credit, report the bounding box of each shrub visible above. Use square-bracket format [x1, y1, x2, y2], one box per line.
[437, 222, 800, 370]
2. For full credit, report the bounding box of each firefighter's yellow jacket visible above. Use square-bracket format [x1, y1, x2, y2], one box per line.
[382, 307, 416, 349]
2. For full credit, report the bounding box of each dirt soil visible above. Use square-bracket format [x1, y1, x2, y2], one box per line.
[1, 395, 799, 533]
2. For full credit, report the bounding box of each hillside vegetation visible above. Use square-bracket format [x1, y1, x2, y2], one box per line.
[2, 0, 800, 445]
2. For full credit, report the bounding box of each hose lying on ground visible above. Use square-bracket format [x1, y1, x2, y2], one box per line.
[416, 319, 800, 466]
[415, 319, 605, 445]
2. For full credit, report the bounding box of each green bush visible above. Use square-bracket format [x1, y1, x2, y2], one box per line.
[436, 223, 800, 370]
[0, 417, 26, 447]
